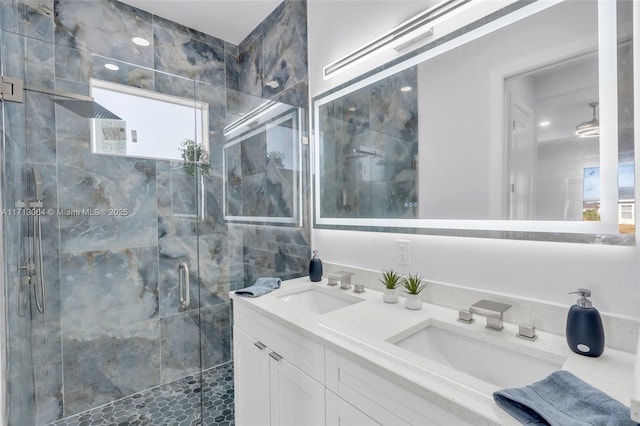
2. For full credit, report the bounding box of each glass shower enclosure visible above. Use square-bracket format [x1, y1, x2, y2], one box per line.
[0, 19, 231, 426]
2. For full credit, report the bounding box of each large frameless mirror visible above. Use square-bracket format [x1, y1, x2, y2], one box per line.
[313, 0, 635, 244]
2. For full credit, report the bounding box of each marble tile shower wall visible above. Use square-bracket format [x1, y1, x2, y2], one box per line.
[238, 0, 308, 108]
[0, 0, 254, 423]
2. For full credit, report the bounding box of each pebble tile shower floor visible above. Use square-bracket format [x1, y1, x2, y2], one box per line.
[47, 362, 234, 426]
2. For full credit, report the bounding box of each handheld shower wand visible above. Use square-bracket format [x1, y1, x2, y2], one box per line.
[16, 167, 45, 315]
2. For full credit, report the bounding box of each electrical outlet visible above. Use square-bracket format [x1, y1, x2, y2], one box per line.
[396, 239, 411, 265]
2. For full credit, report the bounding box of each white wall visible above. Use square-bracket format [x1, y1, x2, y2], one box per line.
[308, 0, 640, 318]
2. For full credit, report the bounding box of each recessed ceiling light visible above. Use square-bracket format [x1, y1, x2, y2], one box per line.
[132, 37, 150, 47]
[400, 86, 412, 92]
[104, 63, 120, 71]
[539, 120, 551, 127]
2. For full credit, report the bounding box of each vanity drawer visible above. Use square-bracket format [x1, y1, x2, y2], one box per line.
[325, 350, 474, 426]
[234, 303, 325, 383]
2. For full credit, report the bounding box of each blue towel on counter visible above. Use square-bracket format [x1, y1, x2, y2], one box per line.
[235, 277, 282, 298]
[493, 370, 637, 426]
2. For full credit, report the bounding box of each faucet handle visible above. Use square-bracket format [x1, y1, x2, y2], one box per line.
[457, 308, 474, 324]
[517, 324, 538, 341]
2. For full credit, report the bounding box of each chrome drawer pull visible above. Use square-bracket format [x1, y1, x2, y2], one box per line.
[269, 351, 283, 361]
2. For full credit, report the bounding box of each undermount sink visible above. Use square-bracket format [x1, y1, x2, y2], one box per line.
[391, 323, 564, 388]
[278, 288, 361, 314]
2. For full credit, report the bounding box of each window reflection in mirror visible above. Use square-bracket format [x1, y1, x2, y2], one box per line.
[314, 0, 634, 240]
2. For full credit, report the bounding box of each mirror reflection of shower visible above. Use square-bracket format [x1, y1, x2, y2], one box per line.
[16, 167, 46, 316]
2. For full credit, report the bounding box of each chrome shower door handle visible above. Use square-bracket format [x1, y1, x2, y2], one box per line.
[178, 262, 190, 309]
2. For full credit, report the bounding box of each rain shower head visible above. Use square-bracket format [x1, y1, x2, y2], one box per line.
[55, 99, 121, 120]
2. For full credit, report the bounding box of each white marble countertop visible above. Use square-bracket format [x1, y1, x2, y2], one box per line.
[230, 277, 636, 425]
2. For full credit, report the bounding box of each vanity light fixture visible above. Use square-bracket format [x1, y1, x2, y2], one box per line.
[104, 63, 120, 71]
[575, 102, 600, 138]
[132, 37, 150, 47]
[223, 100, 279, 136]
[323, 0, 472, 80]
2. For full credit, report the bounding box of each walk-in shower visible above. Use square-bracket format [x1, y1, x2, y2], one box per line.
[2, 0, 310, 424]
[0, 19, 233, 425]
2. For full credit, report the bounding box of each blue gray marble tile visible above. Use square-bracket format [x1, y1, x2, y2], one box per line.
[265, 164, 294, 217]
[55, 44, 155, 89]
[238, 35, 263, 98]
[225, 42, 239, 91]
[369, 67, 418, 142]
[7, 345, 36, 426]
[34, 361, 63, 424]
[225, 142, 242, 217]
[200, 304, 231, 370]
[153, 16, 224, 86]
[261, 0, 307, 99]
[241, 225, 309, 286]
[25, 91, 56, 165]
[270, 80, 308, 109]
[240, 131, 266, 176]
[59, 247, 159, 338]
[0, 0, 54, 42]
[225, 89, 265, 125]
[2, 31, 26, 80]
[54, 0, 153, 68]
[58, 246, 157, 422]
[159, 310, 201, 384]
[25, 35, 55, 88]
[62, 319, 160, 416]
[241, 173, 267, 217]
[55, 104, 158, 252]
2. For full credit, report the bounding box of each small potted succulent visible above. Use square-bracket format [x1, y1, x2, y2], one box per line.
[402, 273, 426, 310]
[379, 269, 402, 303]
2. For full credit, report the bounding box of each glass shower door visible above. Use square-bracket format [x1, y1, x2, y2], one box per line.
[1, 27, 210, 425]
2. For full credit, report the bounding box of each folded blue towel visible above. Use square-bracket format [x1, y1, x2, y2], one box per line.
[493, 370, 637, 426]
[235, 277, 281, 298]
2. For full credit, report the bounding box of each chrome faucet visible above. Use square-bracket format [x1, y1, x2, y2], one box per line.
[458, 299, 512, 331]
[327, 271, 354, 289]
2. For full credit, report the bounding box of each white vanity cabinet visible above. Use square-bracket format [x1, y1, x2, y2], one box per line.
[233, 304, 326, 426]
[325, 350, 475, 426]
[233, 302, 475, 426]
[326, 390, 380, 425]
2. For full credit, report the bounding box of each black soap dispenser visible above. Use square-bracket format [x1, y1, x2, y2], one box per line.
[565, 288, 604, 357]
[309, 250, 323, 282]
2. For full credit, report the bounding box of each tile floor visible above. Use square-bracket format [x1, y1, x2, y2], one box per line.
[47, 362, 234, 426]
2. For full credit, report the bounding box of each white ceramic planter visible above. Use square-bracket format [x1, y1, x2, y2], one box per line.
[383, 288, 399, 303]
[405, 293, 422, 310]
